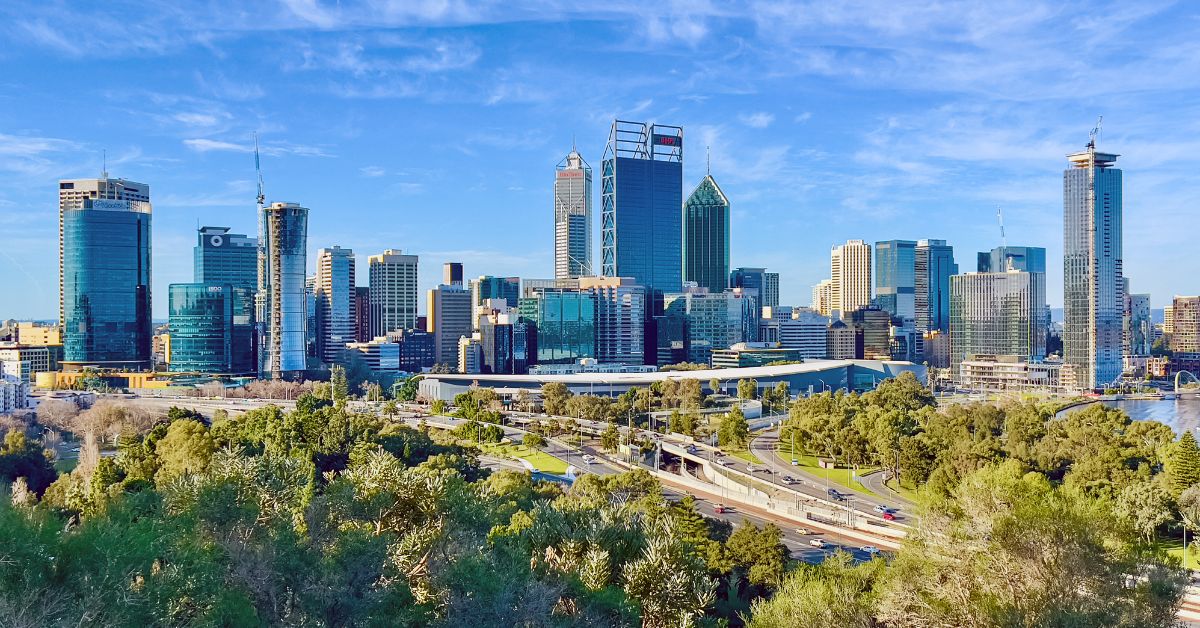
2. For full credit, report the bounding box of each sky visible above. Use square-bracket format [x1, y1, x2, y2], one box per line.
[1, 0, 1199, 320]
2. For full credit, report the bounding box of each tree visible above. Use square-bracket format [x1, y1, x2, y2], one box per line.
[737, 379, 758, 400]
[523, 432, 546, 449]
[330, 364, 349, 407]
[898, 435, 937, 486]
[724, 521, 788, 588]
[1166, 431, 1200, 496]
[0, 430, 57, 494]
[1114, 479, 1174, 542]
[381, 400, 399, 420]
[541, 382, 571, 416]
[718, 406, 750, 449]
[154, 419, 215, 484]
[748, 552, 884, 628]
[622, 520, 716, 628]
[709, 378, 722, 396]
[600, 423, 620, 452]
[431, 399, 448, 415]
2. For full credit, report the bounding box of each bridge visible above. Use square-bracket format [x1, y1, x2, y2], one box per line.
[1177, 371, 1199, 394]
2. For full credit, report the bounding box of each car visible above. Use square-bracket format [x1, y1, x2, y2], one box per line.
[582, 455, 596, 465]
[718, 458, 734, 466]
[795, 527, 812, 535]
[809, 539, 827, 548]
[714, 504, 728, 514]
[827, 489, 846, 501]
[781, 475, 797, 484]
[790, 458, 799, 466]
[861, 546, 881, 555]
[873, 504, 891, 514]
[882, 512, 896, 521]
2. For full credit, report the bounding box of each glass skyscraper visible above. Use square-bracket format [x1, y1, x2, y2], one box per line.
[518, 288, 596, 365]
[195, 226, 258, 291]
[554, 147, 592, 279]
[1063, 142, 1123, 389]
[874, 240, 917, 324]
[949, 270, 1047, 375]
[61, 196, 153, 369]
[315, 246, 356, 365]
[915, 239, 957, 334]
[472, 276, 521, 309]
[257, 202, 309, 379]
[976, 246, 1047, 274]
[601, 120, 683, 309]
[683, 174, 730, 294]
[168, 283, 255, 374]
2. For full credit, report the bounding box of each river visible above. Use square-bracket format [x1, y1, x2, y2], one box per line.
[1080, 397, 1200, 435]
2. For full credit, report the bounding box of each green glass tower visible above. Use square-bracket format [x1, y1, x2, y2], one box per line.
[683, 174, 730, 294]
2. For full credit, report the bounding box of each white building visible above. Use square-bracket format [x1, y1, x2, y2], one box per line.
[957, 355, 1064, 393]
[0, 362, 29, 414]
[831, 239, 872, 318]
[368, 249, 419, 337]
[427, 284, 472, 368]
[664, 284, 752, 365]
[811, 279, 833, 318]
[555, 147, 592, 279]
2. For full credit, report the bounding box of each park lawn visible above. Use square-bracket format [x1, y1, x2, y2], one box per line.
[1160, 538, 1200, 570]
[775, 440, 879, 497]
[479, 442, 569, 475]
[55, 457, 78, 474]
[728, 448, 763, 465]
[884, 477, 923, 503]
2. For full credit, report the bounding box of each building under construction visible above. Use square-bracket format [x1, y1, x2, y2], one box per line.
[257, 201, 309, 379]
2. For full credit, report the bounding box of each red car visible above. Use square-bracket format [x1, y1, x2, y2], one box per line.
[714, 504, 728, 514]
[882, 512, 896, 521]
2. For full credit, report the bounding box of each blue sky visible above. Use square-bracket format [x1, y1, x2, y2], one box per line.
[1, 0, 1198, 319]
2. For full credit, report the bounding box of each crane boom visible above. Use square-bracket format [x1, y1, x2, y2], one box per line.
[996, 206, 1006, 248]
[254, 133, 265, 207]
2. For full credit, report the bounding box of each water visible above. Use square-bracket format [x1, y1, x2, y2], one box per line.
[1089, 398, 1200, 435]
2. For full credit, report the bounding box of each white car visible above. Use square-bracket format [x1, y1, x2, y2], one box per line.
[861, 546, 881, 555]
[582, 455, 596, 465]
[718, 458, 735, 466]
[809, 539, 827, 548]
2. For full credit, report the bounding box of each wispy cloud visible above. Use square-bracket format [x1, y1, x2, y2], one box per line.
[739, 112, 774, 128]
[183, 138, 332, 157]
[360, 166, 386, 177]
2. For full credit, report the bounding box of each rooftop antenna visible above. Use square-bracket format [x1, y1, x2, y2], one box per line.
[996, 206, 1006, 248]
[571, 133, 577, 153]
[706, 145, 711, 176]
[1089, 115, 1103, 148]
[101, 149, 108, 179]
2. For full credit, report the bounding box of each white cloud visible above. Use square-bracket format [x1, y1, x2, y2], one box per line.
[183, 138, 332, 157]
[739, 112, 774, 128]
[360, 166, 386, 177]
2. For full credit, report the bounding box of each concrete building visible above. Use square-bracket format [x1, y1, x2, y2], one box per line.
[760, 307, 829, 359]
[1171, 296, 1200, 354]
[368, 249, 419, 337]
[257, 202, 309, 379]
[427, 284, 472, 368]
[957, 355, 1064, 393]
[580, 277, 646, 366]
[1063, 141, 1124, 389]
[443, 262, 463, 288]
[826, 320, 856, 360]
[0, 345, 62, 383]
[831, 240, 871, 318]
[314, 247, 356, 365]
[195, 226, 257, 291]
[555, 146, 593, 279]
[664, 284, 750, 366]
[458, 334, 484, 374]
[0, 363, 29, 414]
[949, 270, 1048, 377]
[61, 180, 153, 370]
[683, 174, 731, 294]
[14, 323, 60, 346]
[812, 279, 833, 318]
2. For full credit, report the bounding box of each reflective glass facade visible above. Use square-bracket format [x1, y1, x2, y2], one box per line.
[62, 199, 152, 368]
[519, 289, 596, 364]
[472, 276, 521, 309]
[257, 202, 309, 378]
[195, 226, 257, 290]
[168, 283, 255, 374]
[683, 175, 730, 294]
[874, 240, 916, 323]
[976, 246, 1047, 274]
[915, 239, 957, 334]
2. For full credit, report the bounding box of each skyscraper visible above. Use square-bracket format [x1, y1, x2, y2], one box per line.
[168, 283, 255, 374]
[915, 239, 957, 335]
[580, 276, 646, 365]
[830, 240, 872, 317]
[354, 286, 371, 342]
[1170, 296, 1200, 354]
[60, 183, 152, 369]
[1063, 141, 1123, 389]
[555, 146, 592, 279]
[471, 276, 521, 310]
[427, 284, 472, 367]
[368, 249, 419, 337]
[949, 270, 1047, 375]
[874, 240, 917, 324]
[601, 119, 683, 307]
[664, 284, 750, 365]
[443, 262, 463, 288]
[976, 246, 1047, 274]
[730, 267, 779, 309]
[257, 202, 309, 379]
[315, 247, 356, 365]
[812, 279, 833, 317]
[195, 226, 258, 291]
[1123, 289, 1152, 356]
[683, 174, 730, 294]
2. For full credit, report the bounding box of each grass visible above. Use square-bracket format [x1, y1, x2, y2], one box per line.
[775, 440, 879, 497]
[728, 448, 763, 465]
[478, 442, 569, 475]
[55, 457, 78, 474]
[1160, 538, 1200, 570]
[884, 477, 923, 503]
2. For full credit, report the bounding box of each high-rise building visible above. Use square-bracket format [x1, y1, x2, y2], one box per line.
[976, 246, 1047, 274]
[812, 279, 833, 317]
[305, 274, 318, 360]
[579, 276, 647, 365]
[443, 262, 463, 288]
[601, 120, 684, 308]
[168, 283, 256, 374]
[1063, 141, 1123, 389]
[949, 270, 1048, 375]
[58, 176, 150, 328]
[1171, 296, 1200, 354]
[1123, 287, 1152, 357]
[61, 185, 153, 370]
[683, 174, 730, 294]
[915, 239, 957, 335]
[471, 276, 522, 310]
[368, 249, 419, 337]
[257, 202, 309, 379]
[850, 307, 892, 360]
[518, 288, 596, 365]
[730, 267, 778, 309]
[195, 226, 258, 291]
[315, 247, 356, 365]
[427, 284, 472, 367]
[874, 240, 917, 323]
[555, 146, 592, 279]
[826, 320, 857, 360]
[664, 284, 751, 365]
[354, 286, 371, 342]
[760, 307, 829, 358]
[831, 240, 872, 317]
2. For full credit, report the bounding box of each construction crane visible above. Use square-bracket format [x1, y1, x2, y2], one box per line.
[996, 206, 1006, 248]
[254, 133, 265, 207]
[1089, 115, 1103, 147]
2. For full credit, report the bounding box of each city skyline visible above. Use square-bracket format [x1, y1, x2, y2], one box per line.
[2, 2, 1200, 320]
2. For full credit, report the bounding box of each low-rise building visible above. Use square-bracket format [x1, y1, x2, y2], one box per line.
[711, 342, 808, 368]
[956, 355, 1064, 393]
[0, 362, 29, 413]
[0, 345, 63, 384]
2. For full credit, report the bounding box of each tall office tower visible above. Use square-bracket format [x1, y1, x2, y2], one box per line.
[830, 240, 872, 318]
[471, 276, 522, 310]
[601, 119, 684, 309]
[304, 275, 318, 359]
[443, 262, 463, 288]
[812, 279, 833, 317]
[915, 239, 958, 345]
[579, 276, 647, 365]
[1063, 141, 1123, 389]
[518, 288, 597, 365]
[315, 247, 356, 365]
[664, 284, 749, 366]
[1164, 305, 1176, 340]
[683, 174, 730, 293]
[1123, 291, 1152, 356]
[367, 249, 419, 337]
[760, 308, 829, 358]
[949, 270, 1048, 375]
[475, 303, 532, 374]
[60, 183, 152, 369]
[1171, 296, 1200, 353]
[826, 320, 856, 359]
[257, 202, 309, 379]
[168, 284, 255, 374]
[874, 240, 917, 323]
[354, 286, 371, 342]
[58, 176, 150, 328]
[849, 307, 893, 360]
[555, 146, 593, 279]
[730, 267, 779, 309]
[976, 246, 1047, 274]
[427, 284, 472, 367]
[195, 226, 258, 290]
